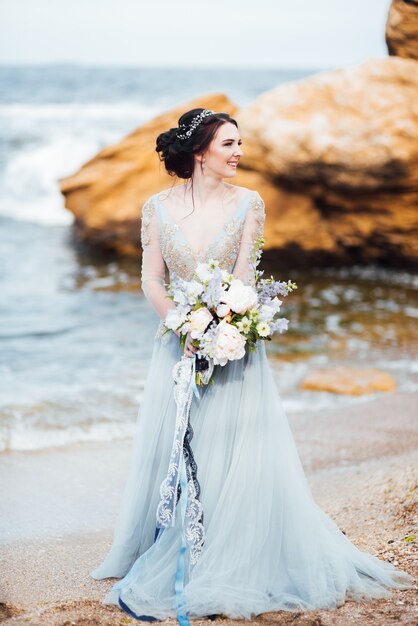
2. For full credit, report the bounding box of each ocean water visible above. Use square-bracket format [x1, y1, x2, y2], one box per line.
[0, 64, 417, 453]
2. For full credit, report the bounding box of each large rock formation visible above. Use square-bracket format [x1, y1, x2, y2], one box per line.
[386, 0, 418, 60]
[236, 57, 418, 268]
[60, 61, 418, 268]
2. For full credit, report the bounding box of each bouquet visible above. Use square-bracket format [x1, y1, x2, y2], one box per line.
[162, 242, 297, 386]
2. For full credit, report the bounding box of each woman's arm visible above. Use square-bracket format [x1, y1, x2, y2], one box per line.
[232, 191, 266, 286]
[141, 198, 196, 354]
[140, 198, 176, 321]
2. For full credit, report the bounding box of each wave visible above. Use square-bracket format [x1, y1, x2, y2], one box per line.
[4, 386, 418, 455]
[0, 127, 143, 226]
[0, 325, 80, 340]
[0, 100, 166, 225]
[1, 368, 417, 455]
[0, 419, 137, 453]
[0, 134, 100, 224]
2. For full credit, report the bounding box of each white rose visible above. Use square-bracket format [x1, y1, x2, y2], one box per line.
[212, 319, 246, 366]
[185, 280, 205, 305]
[216, 303, 231, 317]
[165, 308, 188, 331]
[172, 288, 188, 306]
[189, 307, 213, 338]
[220, 269, 233, 284]
[195, 263, 212, 282]
[224, 279, 258, 315]
[258, 304, 275, 322]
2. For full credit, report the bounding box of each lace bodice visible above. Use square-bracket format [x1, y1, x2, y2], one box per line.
[140, 188, 265, 333]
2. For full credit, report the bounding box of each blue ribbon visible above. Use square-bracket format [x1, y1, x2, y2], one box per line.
[173, 354, 204, 626]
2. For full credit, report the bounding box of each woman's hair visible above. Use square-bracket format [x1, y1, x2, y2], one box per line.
[155, 108, 238, 180]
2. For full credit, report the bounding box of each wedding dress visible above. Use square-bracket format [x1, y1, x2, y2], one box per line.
[90, 187, 413, 622]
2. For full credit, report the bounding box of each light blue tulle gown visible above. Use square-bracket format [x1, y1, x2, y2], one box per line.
[90, 187, 413, 622]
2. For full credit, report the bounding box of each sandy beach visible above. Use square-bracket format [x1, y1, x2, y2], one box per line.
[0, 389, 417, 625]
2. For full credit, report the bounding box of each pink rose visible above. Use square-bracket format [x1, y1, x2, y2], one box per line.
[212, 319, 246, 366]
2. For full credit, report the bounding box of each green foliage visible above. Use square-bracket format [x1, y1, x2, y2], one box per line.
[192, 296, 203, 311]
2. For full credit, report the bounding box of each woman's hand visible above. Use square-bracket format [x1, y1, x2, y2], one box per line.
[174, 329, 198, 357]
[184, 331, 198, 357]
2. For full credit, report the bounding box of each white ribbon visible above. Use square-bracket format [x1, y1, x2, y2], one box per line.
[155, 354, 209, 564]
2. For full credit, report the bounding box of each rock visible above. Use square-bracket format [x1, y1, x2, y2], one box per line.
[60, 59, 418, 269]
[236, 57, 418, 268]
[301, 367, 396, 395]
[386, 0, 418, 60]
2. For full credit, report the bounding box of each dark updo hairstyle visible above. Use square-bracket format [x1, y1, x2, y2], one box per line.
[155, 108, 238, 180]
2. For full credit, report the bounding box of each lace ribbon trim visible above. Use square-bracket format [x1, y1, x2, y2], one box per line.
[155, 355, 205, 565]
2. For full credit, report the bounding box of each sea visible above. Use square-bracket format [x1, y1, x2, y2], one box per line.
[1, 64, 417, 453]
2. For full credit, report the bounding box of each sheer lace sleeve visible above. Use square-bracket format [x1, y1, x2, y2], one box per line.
[232, 191, 265, 286]
[140, 197, 176, 321]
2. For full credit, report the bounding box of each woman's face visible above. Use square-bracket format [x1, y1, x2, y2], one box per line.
[199, 122, 244, 178]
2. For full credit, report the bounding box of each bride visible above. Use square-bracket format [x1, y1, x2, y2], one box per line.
[90, 108, 413, 624]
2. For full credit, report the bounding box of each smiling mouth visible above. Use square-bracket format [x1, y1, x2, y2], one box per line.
[227, 162, 238, 167]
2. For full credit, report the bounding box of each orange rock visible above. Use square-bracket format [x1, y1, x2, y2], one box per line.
[236, 57, 418, 268]
[301, 367, 396, 396]
[59, 59, 418, 269]
[386, 0, 418, 60]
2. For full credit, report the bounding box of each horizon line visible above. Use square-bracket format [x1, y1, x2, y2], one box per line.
[0, 60, 341, 72]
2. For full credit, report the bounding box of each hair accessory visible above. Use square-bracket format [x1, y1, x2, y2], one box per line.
[177, 109, 216, 140]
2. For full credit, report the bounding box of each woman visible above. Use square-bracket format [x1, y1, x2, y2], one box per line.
[91, 108, 413, 624]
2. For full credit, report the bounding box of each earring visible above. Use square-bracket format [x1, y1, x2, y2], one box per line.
[202, 160, 206, 170]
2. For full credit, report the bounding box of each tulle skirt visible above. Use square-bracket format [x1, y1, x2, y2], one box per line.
[90, 327, 414, 620]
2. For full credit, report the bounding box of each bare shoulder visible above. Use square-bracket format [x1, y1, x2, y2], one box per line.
[223, 182, 255, 194]
[223, 182, 257, 200]
[154, 183, 187, 201]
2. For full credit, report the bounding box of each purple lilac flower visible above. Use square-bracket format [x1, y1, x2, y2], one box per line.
[257, 279, 291, 304]
[270, 318, 289, 333]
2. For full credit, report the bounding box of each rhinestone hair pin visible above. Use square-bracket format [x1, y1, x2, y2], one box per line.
[177, 109, 216, 140]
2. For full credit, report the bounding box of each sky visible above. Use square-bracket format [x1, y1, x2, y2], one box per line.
[0, 0, 392, 69]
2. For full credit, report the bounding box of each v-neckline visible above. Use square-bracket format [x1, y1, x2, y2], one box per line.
[155, 189, 253, 258]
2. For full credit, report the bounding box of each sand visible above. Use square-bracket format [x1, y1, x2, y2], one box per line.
[0, 391, 417, 625]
